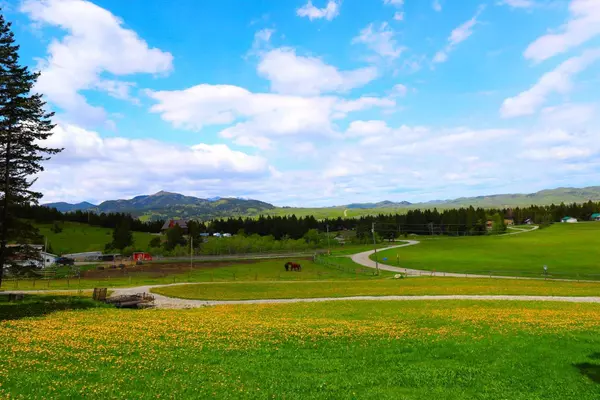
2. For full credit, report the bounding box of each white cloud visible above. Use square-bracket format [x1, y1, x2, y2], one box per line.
[540, 103, 596, 127]
[390, 84, 408, 97]
[37, 123, 270, 203]
[251, 28, 275, 53]
[433, 0, 442, 12]
[257, 47, 378, 96]
[500, 49, 600, 118]
[523, 146, 593, 160]
[498, 0, 535, 8]
[353, 22, 405, 60]
[433, 6, 485, 64]
[296, 0, 340, 21]
[20, 0, 173, 127]
[393, 12, 405, 21]
[146, 84, 395, 148]
[383, 0, 404, 6]
[525, 0, 600, 62]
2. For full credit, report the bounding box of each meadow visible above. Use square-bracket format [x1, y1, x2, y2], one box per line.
[1, 298, 600, 399]
[152, 277, 600, 300]
[0, 258, 380, 291]
[35, 221, 155, 254]
[374, 223, 600, 279]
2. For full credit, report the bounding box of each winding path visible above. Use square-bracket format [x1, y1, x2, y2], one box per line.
[351, 226, 544, 280]
[8, 225, 596, 309]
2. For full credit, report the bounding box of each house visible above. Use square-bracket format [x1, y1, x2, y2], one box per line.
[504, 218, 515, 226]
[6, 245, 57, 269]
[161, 219, 189, 234]
[486, 220, 494, 230]
[591, 213, 600, 221]
[524, 218, 533, 225]
[222, 233, 232, 238]
[561, 216, 578, 223]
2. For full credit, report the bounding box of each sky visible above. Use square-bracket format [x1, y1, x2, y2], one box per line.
[3, 0, 600, 206]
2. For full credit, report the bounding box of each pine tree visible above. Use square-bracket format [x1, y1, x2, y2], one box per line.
[110, 220, 134, 250]
[0, 13, 61, 286]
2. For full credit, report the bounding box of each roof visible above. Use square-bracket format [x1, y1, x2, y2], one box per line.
[161, 219, 188, 230]
[592, 213, 600, 218]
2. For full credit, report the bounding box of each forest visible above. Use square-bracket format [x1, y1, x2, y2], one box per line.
[16, 200, 600, 241]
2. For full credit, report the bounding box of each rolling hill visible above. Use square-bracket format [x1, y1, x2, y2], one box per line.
[44, 186, 600, 220]
[44, 191, 275, 221]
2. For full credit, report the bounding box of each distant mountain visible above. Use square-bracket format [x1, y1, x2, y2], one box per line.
[44, 201, 96, 213]
[45, 191, 275, 221]
[422, 186, 600, 208]
[44, 186, 600, 221]
[346, 200, 412, 209]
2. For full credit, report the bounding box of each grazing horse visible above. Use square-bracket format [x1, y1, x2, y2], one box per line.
[285, 262, 301, 272]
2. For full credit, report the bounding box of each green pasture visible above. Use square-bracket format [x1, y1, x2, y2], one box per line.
[1, 299, 600, 399]
[34, 221, 155, 254]
[374, 223, 600, 279]
[0, 258, 379, 291]
[152, 277, 600, 300]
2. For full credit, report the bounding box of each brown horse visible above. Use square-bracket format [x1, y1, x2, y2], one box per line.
[285, 262, 301, 272]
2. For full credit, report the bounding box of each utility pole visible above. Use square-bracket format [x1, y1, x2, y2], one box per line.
[372, 222, 379, 275]
[326, 224, 331, 255]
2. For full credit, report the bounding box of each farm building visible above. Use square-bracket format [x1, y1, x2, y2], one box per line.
[504, 219, 515, 226]
[524, 218, 533, 225]
[6, 245, 57, 269]
[63, 251, 102, 261]
[592, 213, 600, 221]
[561, 216, 578, 223]
[161, 219, 189, 234]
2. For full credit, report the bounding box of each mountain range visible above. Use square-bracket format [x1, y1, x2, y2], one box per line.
[44, 186, 600, 220]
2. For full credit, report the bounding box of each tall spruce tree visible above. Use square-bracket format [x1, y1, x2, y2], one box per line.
[0, 13, 61, 286]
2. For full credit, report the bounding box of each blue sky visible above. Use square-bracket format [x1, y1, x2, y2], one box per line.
[4, 0, 600, 206]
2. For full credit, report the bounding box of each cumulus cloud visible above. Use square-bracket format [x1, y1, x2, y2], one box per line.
[296, 0, 340, 21]
[146, 84, 395, 148]
[353, 22, 405, 60]
[257, 48, 378, 96]
[393, 12, 404, 21]
[433, 0, 442, 12]
[36, 123, 270, 203]
[20, 0, 173, 127]
[500, 48, 600, 118]
[433, 6, 485, 64]
[524, 0, 600, 62]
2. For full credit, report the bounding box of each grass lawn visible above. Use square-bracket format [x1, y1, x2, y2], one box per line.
[1, 299, 600, 398]
[0, 258, 381, 291]
[152, 277, 600, 300]
[374, 223, 600, 279]
[34, 221, 155, 254]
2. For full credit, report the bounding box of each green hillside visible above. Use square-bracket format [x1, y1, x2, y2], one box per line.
[35, 222, 155, 255]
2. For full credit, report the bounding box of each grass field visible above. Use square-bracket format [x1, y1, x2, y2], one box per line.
[374, 223, 600, 279]
[152, 277, 600, 300]
[34, 221, 155, 254]
[0, 258, 380, 291]
[1, 298, 600, 398]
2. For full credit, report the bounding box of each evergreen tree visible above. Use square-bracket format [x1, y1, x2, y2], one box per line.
[0, 13, 60, 286]
[164, 225, 186, 251]
[110, 220, 134, 250]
